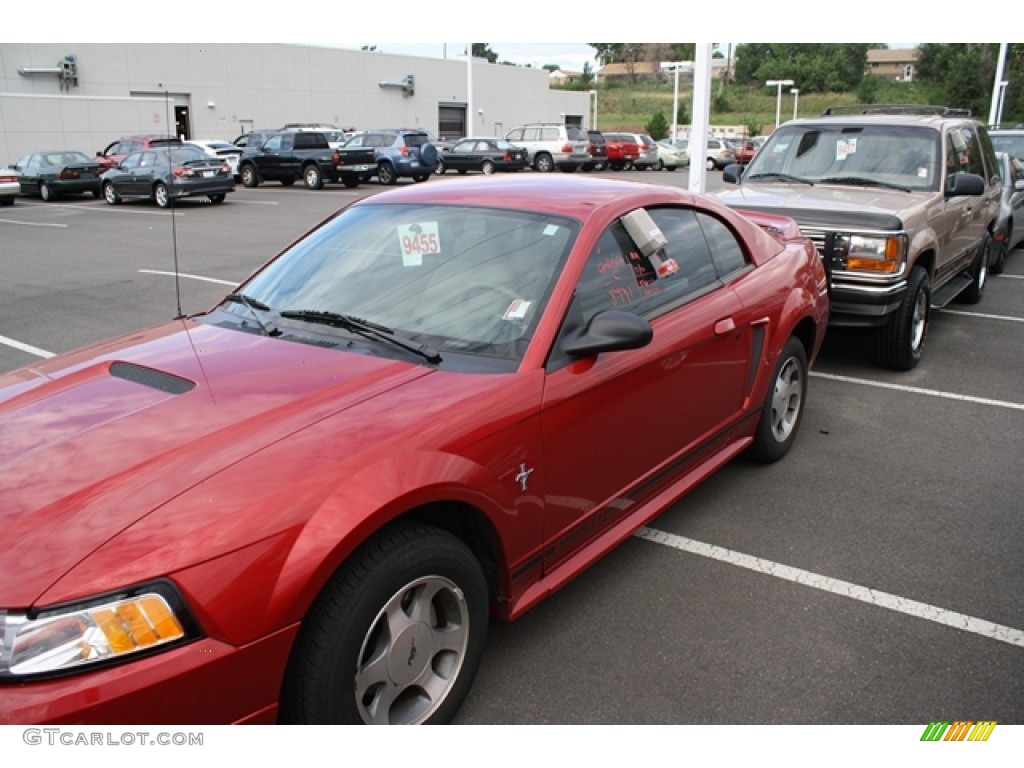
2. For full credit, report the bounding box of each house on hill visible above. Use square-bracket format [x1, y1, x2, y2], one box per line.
[865, 48, 919, 82]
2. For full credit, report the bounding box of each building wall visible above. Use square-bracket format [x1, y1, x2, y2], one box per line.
[0, 43, 591, 162]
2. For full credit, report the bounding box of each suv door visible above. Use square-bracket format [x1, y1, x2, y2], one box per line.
[255, 134, 286, 180]
[942, 126, 992, 278]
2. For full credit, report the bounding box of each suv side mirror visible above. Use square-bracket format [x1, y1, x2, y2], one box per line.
[722, 164, 744, 184]
[945, 172, 985, 198]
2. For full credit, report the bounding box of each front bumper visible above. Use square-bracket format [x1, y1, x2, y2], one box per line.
[0, 627, 297, 725]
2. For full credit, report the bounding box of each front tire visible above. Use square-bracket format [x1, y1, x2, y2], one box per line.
[102, 182, 121, 205]
[747, 336, 808, 463]
[877, 265, 929, 371]
[534, 154, 554, 173]
[280, 521, 488, 725]
[154, 182, 170, 208]
[40, 182, 56, 202]
[706, 157, 716, 171]
[240, 164, 259, 188]
[377, 162, 397, 186]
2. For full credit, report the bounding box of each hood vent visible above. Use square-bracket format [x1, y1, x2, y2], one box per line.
[109, 361, 196, 395]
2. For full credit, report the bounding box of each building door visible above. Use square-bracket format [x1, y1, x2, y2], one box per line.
[439, 104, 466, 140]
[175, 106, 191, 140]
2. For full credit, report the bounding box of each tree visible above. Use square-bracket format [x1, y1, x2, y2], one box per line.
[471, 43, 499, 64]
[917, 44, 1007, 117]
[733, 44, 883, 93]
[646, 111, 670, 140]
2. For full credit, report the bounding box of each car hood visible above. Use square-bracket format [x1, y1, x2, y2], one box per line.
[0, 320, 431, 606]
[714, 182, 923, 230]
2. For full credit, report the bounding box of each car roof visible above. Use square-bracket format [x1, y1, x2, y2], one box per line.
[783, 113, 974, 130]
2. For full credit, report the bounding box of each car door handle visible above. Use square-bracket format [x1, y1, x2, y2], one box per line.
[714, 317, 736, 336]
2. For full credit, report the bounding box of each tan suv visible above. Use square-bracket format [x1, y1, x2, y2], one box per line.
[504, 123, 591, 172]
[715, 105, 1001, 370]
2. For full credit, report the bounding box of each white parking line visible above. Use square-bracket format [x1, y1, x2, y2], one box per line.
[944, 309, 1024, 323]
[998, 274, 1024, 280]
[636, 527, 1024, 649]
[138, 269, 237, 286]
[0, 334, 55, 358]
[0, 218, 68, 228]
[810, 371, 1024, 412]
[225, 199, 279, 205]
[59, 203, 183, 217]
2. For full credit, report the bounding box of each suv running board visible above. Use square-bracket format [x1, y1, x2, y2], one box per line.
[930, 273, 971, 309]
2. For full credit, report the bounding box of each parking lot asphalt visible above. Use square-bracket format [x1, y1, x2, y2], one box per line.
[1, 169, 1022, 725]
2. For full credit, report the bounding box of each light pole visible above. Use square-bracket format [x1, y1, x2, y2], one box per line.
[765, 79, 794, 129]
[661, 61, 693, 141]
[588, 89, 598, 130]
[790, 87, 800, 120]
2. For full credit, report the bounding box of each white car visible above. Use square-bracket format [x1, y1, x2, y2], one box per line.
[0, 166, 18, 206]
[185, 140, 243, 179]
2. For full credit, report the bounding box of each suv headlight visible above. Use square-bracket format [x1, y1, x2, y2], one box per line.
[1, 582, 198, 679]
[834, 233, 907, 274]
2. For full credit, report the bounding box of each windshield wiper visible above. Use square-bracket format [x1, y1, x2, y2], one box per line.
[223, 292, 281, 337]
[818, 176, 913, 192]
[746, 172, 815, 185]
[279, 309, 442, 364]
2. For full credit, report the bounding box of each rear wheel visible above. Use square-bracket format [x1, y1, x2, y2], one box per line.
[747, 337, 807, 463]
[279, 521, 488, 725]
[209, 193, 226, 204]
[303, 164, 323, 190]
[990, 232, 1008, 275]
[958, 236, 989, 304]
[877, 265, 929, 371]
[481, 160, 495, 175]
[654, 159, 664, 171]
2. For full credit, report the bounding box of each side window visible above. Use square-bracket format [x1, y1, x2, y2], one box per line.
[263, 135, 283, 151]
[524, 127, 541, 141]
[121, 153, 141, 169]
[506, 128, 523, 142]
[542, 127, 559, 141]
[976, 128, 1001, 185]
[957, 127, 985, 177]
[695, 213, 749, 278]
[574, 208, 720, 324]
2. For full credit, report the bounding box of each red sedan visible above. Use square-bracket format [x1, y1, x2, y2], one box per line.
[0, 176, 827, 725]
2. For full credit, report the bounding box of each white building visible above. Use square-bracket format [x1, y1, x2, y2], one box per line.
[0, 43, 592, 161]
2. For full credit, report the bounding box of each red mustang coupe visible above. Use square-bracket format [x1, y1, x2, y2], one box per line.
[0, 176, 827, 725]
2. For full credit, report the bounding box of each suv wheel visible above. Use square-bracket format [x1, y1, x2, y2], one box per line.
[377, 162, 397, 186]
[877, 265, 929, 371]
[240, 164, 259, 188]
[534, 154, 554, 173]
[957, 236, 989, 304]
[304, 164, 324, 190]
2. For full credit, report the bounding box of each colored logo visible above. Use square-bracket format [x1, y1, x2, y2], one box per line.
[920, 721, 996, 742]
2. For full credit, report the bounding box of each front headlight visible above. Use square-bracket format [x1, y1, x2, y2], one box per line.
[1, 582, 198, 679]
[834, 233, 907, 274]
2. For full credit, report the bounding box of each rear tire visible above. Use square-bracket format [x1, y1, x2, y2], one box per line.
[534, 154, 554, 173]
[957, 236, 989, 304]
[481, 160, 495, 175]
[877, 265, 929, 371]
[279, 521, 488, 725]
[747, 337, 808, 463]
[303, 165, 324, 190]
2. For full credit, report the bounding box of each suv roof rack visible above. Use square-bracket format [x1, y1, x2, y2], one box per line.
[821, 104, 972, 117]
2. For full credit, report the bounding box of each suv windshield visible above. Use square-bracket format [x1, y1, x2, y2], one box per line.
[746, 123, 941, 191]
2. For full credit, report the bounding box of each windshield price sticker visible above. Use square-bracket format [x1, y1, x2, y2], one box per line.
[398, 222, 441, 266]
[837, 138, 858, 161]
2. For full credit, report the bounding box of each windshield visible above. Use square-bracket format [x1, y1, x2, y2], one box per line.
[744, 123, 941, 191]
[991, 134, 1024, 159]
[233, 203, 577, 363]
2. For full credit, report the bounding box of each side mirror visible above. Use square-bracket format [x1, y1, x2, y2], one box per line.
[722, 164, 744, 184]
[945, 172, 985, 198]
[561, 309, 653, 358]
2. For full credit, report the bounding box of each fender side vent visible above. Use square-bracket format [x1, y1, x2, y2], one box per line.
[109, 361, 196, 395]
